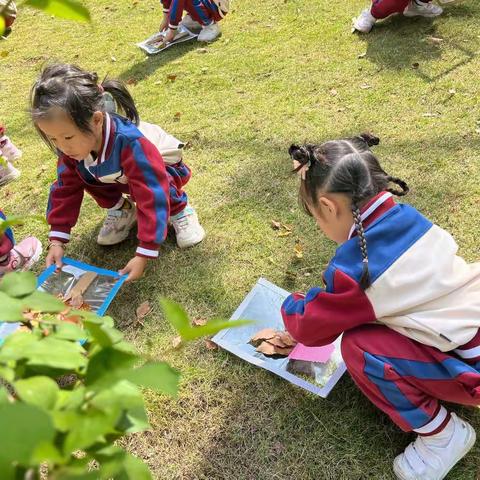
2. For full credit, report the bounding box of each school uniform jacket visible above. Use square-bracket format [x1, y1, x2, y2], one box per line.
[281, 192, 480, 352]
[47, 114, 185, 259]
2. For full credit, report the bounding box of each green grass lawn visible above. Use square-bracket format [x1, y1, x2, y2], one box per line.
[1, 0, 480, 478]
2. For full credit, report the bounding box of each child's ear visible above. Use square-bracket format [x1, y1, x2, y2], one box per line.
[92, 111, 104, 128]
[318, 196, 337, 216]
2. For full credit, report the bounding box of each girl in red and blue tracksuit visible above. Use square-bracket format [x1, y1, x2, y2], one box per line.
[282, 134, 480, 480]
[30, 64, 205, 281]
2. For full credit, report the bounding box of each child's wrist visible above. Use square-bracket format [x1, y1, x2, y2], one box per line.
[47, 241, 66, 251]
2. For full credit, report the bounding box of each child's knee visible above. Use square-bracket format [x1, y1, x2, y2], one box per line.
[341, 324, 384, 366]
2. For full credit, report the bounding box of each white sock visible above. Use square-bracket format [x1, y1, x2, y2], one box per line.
[422, 415, 455, 448]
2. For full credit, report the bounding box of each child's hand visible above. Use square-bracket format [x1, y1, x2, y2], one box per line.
[46, 244, 64, 271]
[164, 28, 176, 43]
[159, 13, 168, 32]
[119, 256, 148, 282]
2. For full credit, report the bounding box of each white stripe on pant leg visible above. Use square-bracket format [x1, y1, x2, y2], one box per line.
[414, 405, 448, 435]
[454, 345, 480, 360]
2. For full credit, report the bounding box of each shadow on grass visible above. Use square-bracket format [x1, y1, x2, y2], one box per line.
[358, 4, 478, 82]
[119, 40, 209, 83]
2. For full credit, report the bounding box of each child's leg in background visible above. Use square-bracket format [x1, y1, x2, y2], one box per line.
[341, 324, 480, 434]
[166, 161, 191, 216]
[370, 0, 411, 18]
[184, 0, 223, 26]
[0, 210, 42, 273]
[167, 161, 205, 248]
[85, 183, 137, 246]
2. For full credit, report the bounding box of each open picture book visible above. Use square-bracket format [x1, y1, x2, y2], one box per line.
[137, 25, 198, 55]
[212, 278, 346, 398]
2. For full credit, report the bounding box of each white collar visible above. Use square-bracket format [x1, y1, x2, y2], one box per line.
[99, 113, 111, 164]
[348, 192, 393, 240]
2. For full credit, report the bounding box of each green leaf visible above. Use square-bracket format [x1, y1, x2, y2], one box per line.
[0, 332, 38, 362]
[26, 337, 87, 371]
[0, 272, 37, 298]
[160, 297, 252, 341]
[0, 215, 46, 236]
[120, 453, 152, 480]
[90, 380, 149, 434]
[85, 348, 138, 387]
[124, 361, 179, 397]
[0, 386, 10, 405]
[32, 441, 65, 465]
[21, 290, 66, 312]
[25, 0, 91, 22]
[0, 366, 15, 383]
[63, 410, 115, 453]
[15, 376, 59, 410]
[0, 292, 24, 322]
[83, 319, 123, 347]
[0, 403, 55, 465]
[54, 322, 85, 341]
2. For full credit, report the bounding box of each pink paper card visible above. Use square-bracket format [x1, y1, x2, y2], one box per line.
[288, 343, 335, 363]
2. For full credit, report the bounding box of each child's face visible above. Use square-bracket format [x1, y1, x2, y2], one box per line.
[36, 110, 104, 161]
[308, 192, 354, 244]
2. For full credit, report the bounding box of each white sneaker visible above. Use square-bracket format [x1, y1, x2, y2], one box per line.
[180, 14, 202, 31]
[97, 199, 137, 246]
[171, 205, 205, 248]
[393, 413, 476, 480]
[0, 135, 22, 162]
[404, 1, 443, 17]
[353, 9, 377, 33]
[197, 22, 221, 42]
[0, 162, 20, 186]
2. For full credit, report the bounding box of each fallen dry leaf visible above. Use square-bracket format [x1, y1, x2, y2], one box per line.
[360, 83, 372, 90]
[192, 318, 208, 327]
[426, 36, 443, 45]
[70, 295, 85, 309]
[357, 52, 366, 59]
[276, 331, 297, 347]
[136, 301, 152, 320]
[294, 241, 303, 259]
[271, 220, 281, 230]
[250, 328, 277, 345]
[329, 88, 338, 97]
[0, 51, 9, 58]
[256, 341, 277, 356]
[172, 336, 182, 349]
[166, 74, 177, 81]
[126, 78, 137, 85]
[205, 339, 218, 350]
[197, 48, 208, 54]
[412, 62, 420, 69]
[277, 230, 292, 237]
[174, 112, 182, 121]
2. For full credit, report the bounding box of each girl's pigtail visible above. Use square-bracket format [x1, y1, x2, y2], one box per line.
[352, 200, 371, 290]
[386, 176, 409, 197]
[359, 132, 380, 147]
[289, 144, 315, 173]
[101, 78, 139, 125]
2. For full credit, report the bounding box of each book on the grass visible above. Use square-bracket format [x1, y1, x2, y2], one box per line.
[0, 258, 127, 343]
[212, 278, 346, 398]
[137, 25, 197, 55]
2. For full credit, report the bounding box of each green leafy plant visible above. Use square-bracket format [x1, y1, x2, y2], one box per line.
[0, 272, 249, 479]
[0, 0, 90, 38]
